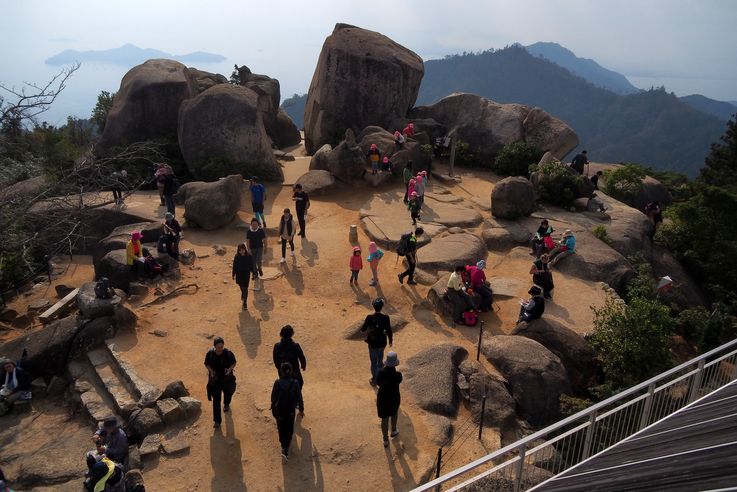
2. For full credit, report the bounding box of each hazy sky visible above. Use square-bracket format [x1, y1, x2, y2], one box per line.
[2, 0, 736, 122]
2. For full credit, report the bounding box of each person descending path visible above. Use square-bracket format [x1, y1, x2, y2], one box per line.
[397, 227, 424, 285]
[232, 243, 255, 310]
[292, 183, 310, 238]
[272, 325, 307, 388]
[367, 241, 384, 287]
[246, 218, 266, 281]
[270, 362, 304, 462]
[361, 298, 393, 386]
[376, 351, 402, 448]
[403, 161, 413, 203]
[349, 245, 363, 285]
[249, 176, 267, 228]
[204, 337, 237, 428]
[408, 192, 421, 225]
[415, 173, 425, 205]
[278, 208, 295, 264]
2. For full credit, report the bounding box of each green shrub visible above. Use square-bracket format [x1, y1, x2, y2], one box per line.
[454, 140, 481, 167]
[603, 164, 646, 201]
[624, 253, 657, 302]
[592, 225, 611, 245]
[492, 141, 543, 176]
[589, 296, 674, 391]
[419, 144, 433, 158]
[530, 160, 586, 206]
[677, 305, 736, 353]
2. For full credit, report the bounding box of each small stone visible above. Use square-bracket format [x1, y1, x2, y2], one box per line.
[139, 434, 162, 456]
[162, 433, 190, 455]
[128, 445, 142, 469]
[149, 330, 168, 337]
[162, 380, 189, 399]
[212, 245, 227, 256]
[46, 375, 67, 395]
[129, 407, 163, 437]
[156, 398, 185, 425]
[177, 396, 202, 417]
[125, 469, 145, 490]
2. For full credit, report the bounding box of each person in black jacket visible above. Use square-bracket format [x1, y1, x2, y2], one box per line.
[518, 286, 546, 323]
[376, 351, 402, 448]
[270, 362, 304, 462]
[232, 243, 255, 310]
[1, 358, 32, 404]
[278, 208, 296, 264]
[361, 298, 393, 386]
[273, 325, 307, 388]
[162, 173, 178, 215]
[204, 337, 237, 428]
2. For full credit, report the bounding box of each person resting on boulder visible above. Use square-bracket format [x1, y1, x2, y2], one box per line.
[518, 286, 545, 323]
[367, 143, 381, 175]
[530, 253, 554, 299]
[163, 212, 182, 260]
[126, 231, 145, 278]
[394, 131, 405, 149]
[587, 193, 607, 213]
[0, 358, 32, 407]
[447, 265, 477, 325]
[402, 122, 415, 137]
[466, 260, 493, 312]
[549, 229, 576, 267]
[530, 219, 554, 257]
[86, 417, 129, 471]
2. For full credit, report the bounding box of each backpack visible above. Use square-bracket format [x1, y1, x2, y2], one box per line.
[396, 233, 412, 257]
[94, 278, 112, 299]
[463, 309, 478, 327]
[144, 255, 163, 278]
[364, 314, 386, 345]
[272, 379, 297, 418]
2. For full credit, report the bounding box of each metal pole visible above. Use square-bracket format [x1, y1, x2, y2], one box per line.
[581, 411, 598, 460]
[449, 135, 457, 177]
[638, 383, 656, 430]
[436, 447, 442, 479]
[476, 320, 485, 361]
[478, 396, 487, 440]
[687, 359, 706, 403]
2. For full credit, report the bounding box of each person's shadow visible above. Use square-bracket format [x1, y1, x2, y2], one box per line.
[282, 417, 324, 491]
[238, 310, 262, 359]
[252, 287, 275, 321]
[300, 237, 319, 267]
[282, 259, 304, 295]
[210, 411, 247, 491]
[385, 409, 420, 490]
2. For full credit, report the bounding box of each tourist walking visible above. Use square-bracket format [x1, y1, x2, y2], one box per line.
[110, 169, 127, 206]
[349, 245, 363, 285]
[162, 170, 178, 216]
[278, 208, 295, 264]
[408, 192, 421, 225]
[361, 298, 393, 386]
[367, 241, 384, 286]
[163, 212, 182, 260]
[204, 337, 237, 428]
[249, 176, 267, 228]
[272, 325, 307, 388]
[232, 243, 254, 310]
[270, 362, 304, 462]
[246, 218, 266, 280]
[292, 184, 310, 237]
[407, 178, 416, 200]
[397, 227, 424, 285]
[154, 162, 173, 206]
[570, 150, 589, 175]
[376, 351, 402, 447]
[415, 174, 425, 205]
[403, 161, 413, 203]
[530, 253, 554, 299]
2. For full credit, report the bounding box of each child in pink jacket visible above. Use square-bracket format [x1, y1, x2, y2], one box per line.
[349, 246, 363, 285]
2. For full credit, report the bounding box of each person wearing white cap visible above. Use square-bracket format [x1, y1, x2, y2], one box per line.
[376, 351, 402, 448]
[549, 229, 576, 267]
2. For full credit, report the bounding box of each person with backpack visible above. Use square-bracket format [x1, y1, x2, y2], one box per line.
[270, 362, 304, 462]
[278, 208, 296, 264]
[272, 325, 307, 388]
[447, 265, 477, 325]
[349, 245, 363, 285]
[518, 286, 545, 323]
[402, 161, 413, 203]
[249, 176, 267, 228]
[246, 218, 266, 281]
[367, 143, 381, 175]
[292, 183, 310, 238]
[530, 253, 554, 299]
[361, 298, 393, 386]
[163, 212, 182, 260]
[232, 243, 255, 310]
[204, 337, 237, 428]
[570, 150, 589, 175]
[367, 241, 384, 287]
[376, 351, 402, 448]
[397, 227, 423, 285]
[407, 192, 421, 225]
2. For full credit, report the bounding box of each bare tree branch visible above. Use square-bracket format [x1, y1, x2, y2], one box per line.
[0, 63, 81, 124]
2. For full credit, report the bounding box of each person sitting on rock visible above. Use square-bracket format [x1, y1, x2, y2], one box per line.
[126, 231, 145, 278]
[530, 219, 554, 257]
[518, 286, 545, 323]
[447, 265, 477, 325]
[590, 170, 603, 190]
[549, 229, 576, 267]
[394, 130, 405, 149]
[84, 455, 124, 492]
[163, 212, 182, 260]
[0, 358, 32, 407]
[466, 260, 493, 312]
[86, 417, 129, 472]
[530, 253, 554, 299]
[587, 193, 607, 213]
[367, 143, 381, 175]
[402, 122, 415, 137]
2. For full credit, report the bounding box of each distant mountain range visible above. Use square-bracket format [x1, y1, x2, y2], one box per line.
[45, 43, 226, 65]
[524, 42, 737, 121]
[281, 93, 307, 129]
[417, 45, 727, 176]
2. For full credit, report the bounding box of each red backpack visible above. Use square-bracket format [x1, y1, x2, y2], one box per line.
[463, 310, 478, 327]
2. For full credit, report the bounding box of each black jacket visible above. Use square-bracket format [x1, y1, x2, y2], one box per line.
[232, 253, 254, 285]
[376, 367, 402, 418]
[5, 366, 31, 392]
[361, 312, 393, 349]
[271, 376, 304, 417]
[278, 215, 294, 238]
[273, 339, 306, 374]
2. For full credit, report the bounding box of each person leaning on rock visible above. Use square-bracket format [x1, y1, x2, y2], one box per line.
[204, 337, 237, 428]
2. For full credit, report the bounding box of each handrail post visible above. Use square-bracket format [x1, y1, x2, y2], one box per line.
[513, 442, 527, 492]
[581, 411, 598, 460]
[434, 447, 442, 492]
[478, 395, 487, 440]
[687, 359, 706, 403]
[476, 321, 484, 361]
[638, 383, 656, 430]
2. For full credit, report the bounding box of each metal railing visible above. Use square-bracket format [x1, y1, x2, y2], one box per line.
[412, 337, 737, 492]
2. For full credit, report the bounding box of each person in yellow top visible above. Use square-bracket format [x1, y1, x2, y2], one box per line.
[84, 455, 123, 491]
[126, 231, 144, 278]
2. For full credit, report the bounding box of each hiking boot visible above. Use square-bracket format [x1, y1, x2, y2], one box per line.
[391, 430, 400, 438]
[223, 405, 230, 412]
[397, 274, 404, 285]
[280, 257, 286, 263]
[213, 421, 221, 428]
[259, 270, 264, 277]
[369, 279, 376, 286]
[407, 280, 417, 285]
[290, 250, 295, 257]
[281, 449, 289, 462]
[383, 439, 390, 448]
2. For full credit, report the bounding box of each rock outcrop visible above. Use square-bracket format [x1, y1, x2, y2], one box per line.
[295, 170, 336, 195]
[308, 129, 365, 182]
[304, 24, 424, 153]
[410, 93, 578, 162]
[492, 177, 536, 219]
[404, 343, 467, 417]
[178, 174, 244, 230]
[273, 108, 301, 148]
[188, 68, 228, 94]
[178, 84, 283, 181]
[98, 59, 196, 153]
[417, 233, 486, 272]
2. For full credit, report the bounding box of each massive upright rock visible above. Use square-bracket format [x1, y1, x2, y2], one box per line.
[303, 24, 424, 154]
[97, 59, 196, 153]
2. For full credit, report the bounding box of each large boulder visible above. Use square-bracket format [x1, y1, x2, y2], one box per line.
[304, 24, 424, 153]
[356, 126, 431, 174]
[492, 177, 536, 219]
[0, 316, 80, 377]
[239, 71, 281, 140]
[482, 335, 571, 427]
[179, 174, 244, 230]
[95, 250, 133, 292]
[93, 222, 161, 265]
[404, 343, 468, 416]
[178, 84, 283, 181]
[410, 93, 578, 162]
[416, 233, 486, 272]
[307, 129, 365, 183]
[512, 318, 598, 392]
[482, 218, 531, 252]
[308, 143, 332, 172]
[273, 108, 301, 148]
[469, 372, 517, 430]
[422, 195, 483, 228]
[295, 170, 336, 195]
[98, 59, 196, 153]
[76, 282, 123, 319]
[188, 68, 228, 94]
[70, 316, 118, 357]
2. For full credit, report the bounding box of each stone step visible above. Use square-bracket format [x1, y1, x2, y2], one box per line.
[67, 359, 120, 425]
[105, 343, 162, 406]
[87, 348, 139, 416]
